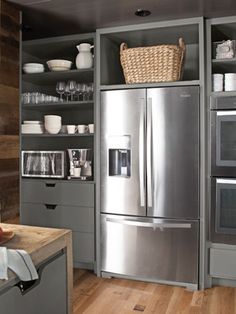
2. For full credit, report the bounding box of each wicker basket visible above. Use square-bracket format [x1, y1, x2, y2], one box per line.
[120, 38, 186, 84]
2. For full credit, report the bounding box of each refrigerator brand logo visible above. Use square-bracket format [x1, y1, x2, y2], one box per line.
[180, 94, 191, 98]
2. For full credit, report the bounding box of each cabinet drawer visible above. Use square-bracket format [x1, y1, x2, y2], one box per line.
[21, 179, 94, 207]
[211, 95, 236, 110]
[20, 203, 94, 232]
[210, 247, 236, 279]
[72, 231, 94, 263]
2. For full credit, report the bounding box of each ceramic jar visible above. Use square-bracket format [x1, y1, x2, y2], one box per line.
[75, 43, 94, 69]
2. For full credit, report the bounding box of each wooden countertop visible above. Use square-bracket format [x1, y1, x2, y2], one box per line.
[0, 223, 73, 314]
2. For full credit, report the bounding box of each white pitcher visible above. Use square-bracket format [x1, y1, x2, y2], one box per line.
[75, 43, 94, 69]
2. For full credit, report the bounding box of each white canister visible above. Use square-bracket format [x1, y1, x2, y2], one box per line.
[212, 74, 223, 92]
[75, 43, 94, 69]
[224, 73, 236, 91]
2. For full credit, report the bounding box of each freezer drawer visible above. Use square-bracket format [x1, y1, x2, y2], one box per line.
[101, 214, 199, 286]
[0, 252, 67, 314]
[21, 179, 94, 207]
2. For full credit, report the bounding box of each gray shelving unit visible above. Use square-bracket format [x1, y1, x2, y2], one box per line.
[95, 17, 207, 289]
[206, 15, 236, 287]
[20, 32, 96, 270]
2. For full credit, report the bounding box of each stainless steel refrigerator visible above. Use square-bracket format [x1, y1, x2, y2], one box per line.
[100, 86, 199, 289]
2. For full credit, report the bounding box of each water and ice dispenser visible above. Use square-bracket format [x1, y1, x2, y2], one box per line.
[108, 136, 131, 178]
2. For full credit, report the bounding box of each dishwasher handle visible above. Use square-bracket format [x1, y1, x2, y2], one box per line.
[106, 217, 192, 229]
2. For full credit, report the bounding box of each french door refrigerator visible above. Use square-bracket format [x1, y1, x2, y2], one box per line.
[100, 86, 199, 289]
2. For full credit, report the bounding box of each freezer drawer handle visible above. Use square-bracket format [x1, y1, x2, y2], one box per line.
[44, 204, 57, 210]
[106, 218, 191, 229]
[45, 182, 56, 187]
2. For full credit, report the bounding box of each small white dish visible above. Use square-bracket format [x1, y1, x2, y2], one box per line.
[23, 120, 43, 124]
[47, 59, 72, 72]
[23, 63, 44, 74]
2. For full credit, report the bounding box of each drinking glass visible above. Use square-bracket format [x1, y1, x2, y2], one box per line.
[64, 84, 70, 102]
[67, 80, 77, 101]
[76, 83, 83, 101]
[56, 82, 66, 101]
[81, 83, 88, 101]
[87, 83, 94, 101]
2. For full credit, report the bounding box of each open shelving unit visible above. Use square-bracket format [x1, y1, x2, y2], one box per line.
[20, 32, 96, 270]
[207, 17, 236, 95]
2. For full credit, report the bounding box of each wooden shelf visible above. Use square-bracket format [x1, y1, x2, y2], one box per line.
[100, 80, 200, 91]
[22, 100, 93, 110]
[22, 68, 94, 85]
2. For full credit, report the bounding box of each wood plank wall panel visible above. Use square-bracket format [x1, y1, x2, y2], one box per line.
[0, 0, 20, 221]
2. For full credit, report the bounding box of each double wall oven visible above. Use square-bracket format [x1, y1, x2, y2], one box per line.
[211, 96, 236, 244]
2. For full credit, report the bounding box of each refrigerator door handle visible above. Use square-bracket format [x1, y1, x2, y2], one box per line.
[106, 217, 192, 229]
[139, 98, 145, 207]
[147, 97, 153, 208]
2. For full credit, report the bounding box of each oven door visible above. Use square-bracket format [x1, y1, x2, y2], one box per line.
[211, 111, 236, 176]
[211, 178, 236, 244]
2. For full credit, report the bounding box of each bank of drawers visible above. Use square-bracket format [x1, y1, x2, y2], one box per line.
[21, 179, 94, 266]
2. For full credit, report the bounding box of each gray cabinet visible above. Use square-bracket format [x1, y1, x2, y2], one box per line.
[210, 247, 236, 280]
[0, 251, 67, 314]
[20, 179, 95, 268]
[207, 16, 236, 285]
[21, 179, 94, 207]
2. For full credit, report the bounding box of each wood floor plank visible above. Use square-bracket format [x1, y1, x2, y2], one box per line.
[73, 269, 236, 314]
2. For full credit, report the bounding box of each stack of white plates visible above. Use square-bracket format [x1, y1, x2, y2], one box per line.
[21, 121, 44, 134]
[23, 63, 45, 74]
[225, 73, 236, 91]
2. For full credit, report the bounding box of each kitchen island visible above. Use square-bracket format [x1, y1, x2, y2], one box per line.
[0, 223, 73, 314]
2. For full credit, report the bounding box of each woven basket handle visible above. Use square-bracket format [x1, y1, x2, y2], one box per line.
[120, 42, 128, 53]
[178, 38, 186, 80]
[178, 38, 186, 52]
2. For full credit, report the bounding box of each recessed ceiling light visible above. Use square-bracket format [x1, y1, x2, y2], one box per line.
[135, 9, 151, 17]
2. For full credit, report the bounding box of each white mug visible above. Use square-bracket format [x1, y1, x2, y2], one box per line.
[67, 125, 76, 134]
[77, 125, 88, 134]
[88, 124, 94, 133]
[73, 167, 81, 177]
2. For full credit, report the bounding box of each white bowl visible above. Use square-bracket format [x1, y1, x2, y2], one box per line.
[47, 59, 72, 72]
[24, 63, 44, 67]
[23, 120, 43, 124]
[44, 115, 61, 123]
[45, 124, 61, 134]
[23, 66, 45, 74]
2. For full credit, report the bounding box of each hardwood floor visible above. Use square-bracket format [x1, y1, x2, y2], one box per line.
[73, 269, 236, 314]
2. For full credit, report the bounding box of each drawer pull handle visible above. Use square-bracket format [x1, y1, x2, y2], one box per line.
[45, 183, 56, 187]
[45, 204, 57, 210]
